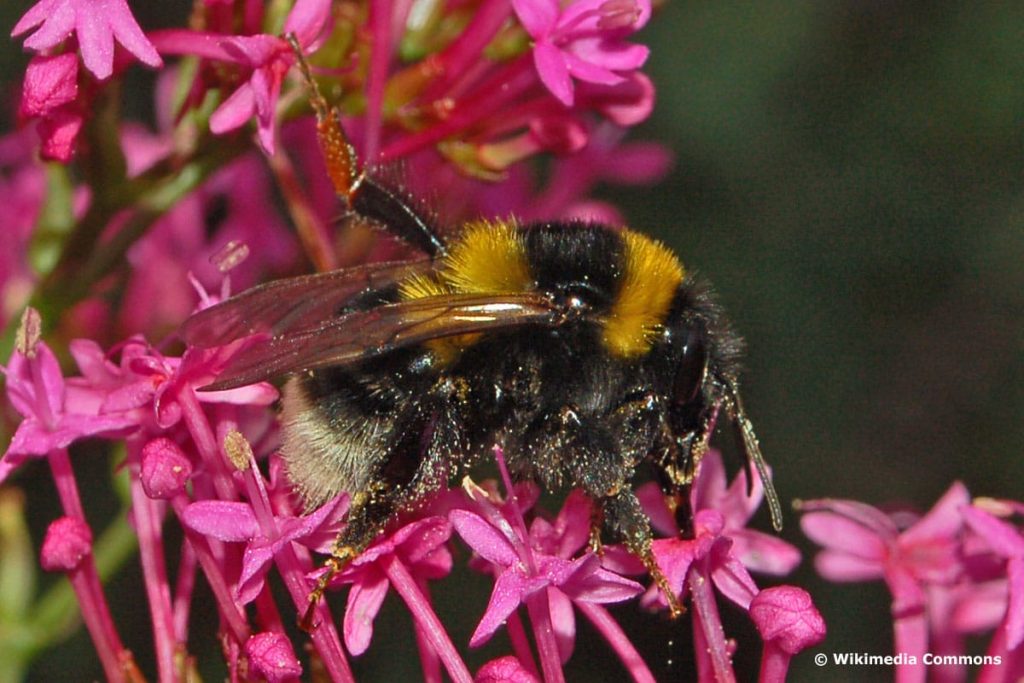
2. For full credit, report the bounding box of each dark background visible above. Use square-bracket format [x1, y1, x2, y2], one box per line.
[2, 2, 1022, 682]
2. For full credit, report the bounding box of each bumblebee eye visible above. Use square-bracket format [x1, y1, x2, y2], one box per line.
[673, 326, 708, 406]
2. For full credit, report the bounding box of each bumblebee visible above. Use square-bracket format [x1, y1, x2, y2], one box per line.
[182, 69, 782, 618]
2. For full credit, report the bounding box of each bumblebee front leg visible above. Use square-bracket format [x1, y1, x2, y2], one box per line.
[598, 488, 684, 618]
[524, 403, 683, 615]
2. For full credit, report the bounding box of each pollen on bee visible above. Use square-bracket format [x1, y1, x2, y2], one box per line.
[603, 229, 685, 357]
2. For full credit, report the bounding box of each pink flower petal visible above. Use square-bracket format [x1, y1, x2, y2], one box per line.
[471, 568, 527, 647]
[709, 547, 760, 610]
[800, 511, 889, 561]
[210, 84, 257, 135]
[283, 0, 332, 47]
[512, 0, 559, 38]
[181, 500, 258, 541]
[533, 42, 574, 107]
[73, 3, 116, 80]
[731, 529, 802, 576]
[900, 481, 969, 545]
[451, 509, 518, 567]
[344, 569, 390, 655]
[547, 587, 576, 663]
[105, 0, 162, 68]
[1007, 557, 1024, 649]
[813, 550, 885, 582]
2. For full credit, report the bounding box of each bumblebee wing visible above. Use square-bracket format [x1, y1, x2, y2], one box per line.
[200, 292, 568, 390]
[181, 258, 434, 348]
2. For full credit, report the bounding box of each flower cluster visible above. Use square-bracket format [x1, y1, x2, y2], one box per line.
[2, 303, 822, 680]
[800, 485, 1024, 682]
[1, 0, 826, 680]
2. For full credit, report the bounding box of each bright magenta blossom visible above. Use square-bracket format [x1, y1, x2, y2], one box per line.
[12, 0, 162, 80]
[331, 516, 453, 655]
[0, 339, 137, 482]
[149, 0, 330, 155]
[512, 0, 651, 106]
[750, 586, 826, 682]
[800, 484, 1024, 683]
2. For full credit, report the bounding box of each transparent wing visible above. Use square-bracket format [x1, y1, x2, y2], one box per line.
[201, 292, 569, 390]
[181, 258, 434, 348]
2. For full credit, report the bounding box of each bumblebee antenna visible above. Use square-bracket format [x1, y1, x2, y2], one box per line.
[725, 383, 784, 531]
[286, 35, 448, 258]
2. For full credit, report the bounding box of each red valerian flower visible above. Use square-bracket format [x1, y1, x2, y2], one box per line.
[0, 332, 137, 484]
[329, 516, 454, 656]
[11, 0, 162, 80]
[149, 0, 330, 155]
[800, 482, 970, 682]
[511, 0, 651, 106]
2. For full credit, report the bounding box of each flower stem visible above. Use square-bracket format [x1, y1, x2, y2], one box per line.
[384, 554, 473, 683]
[525, 591, 566, 683]
[756, 643, 790, 683]
[129, 471, 179, 683]
[576, 602, 655, 683]
[688, 567, 736, 683]
[47, 448, 133, 683]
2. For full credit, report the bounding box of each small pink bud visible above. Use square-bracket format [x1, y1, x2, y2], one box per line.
[40, 516, 92, 572]
[37, 109, 83, 162]
[475, 656, 540, 683]
[246, 632, 302, 682]
[749, 586, 826, 654]
[20, 53, 79, 118]
[140, 438, 193, 499]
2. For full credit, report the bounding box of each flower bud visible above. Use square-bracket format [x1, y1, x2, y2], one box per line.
[40, 516, 92, 572]
[141, 438, 193, 498]
[246, 632, 302, 682]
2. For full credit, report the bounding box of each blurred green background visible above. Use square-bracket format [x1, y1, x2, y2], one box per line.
[1, 1, 1022, 682]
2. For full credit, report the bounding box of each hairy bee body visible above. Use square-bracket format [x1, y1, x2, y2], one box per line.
[278, 221, 743, 549]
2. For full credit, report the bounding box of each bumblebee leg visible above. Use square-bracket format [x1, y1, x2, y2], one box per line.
[521, 404, 681, 614]
[599, 489, 684, 618]
[302, 381, 467, 629]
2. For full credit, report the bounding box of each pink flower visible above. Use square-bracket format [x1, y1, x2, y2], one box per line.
[12, 0, 162, 80]
[149, 0, 330, 155]
[475, 656, 540, 683]
[962, 504, 1024, 658]
[512, 0, 651, 106]
[331, 516, 454, 655]
[181, 494, 348, 605]
[139, 437, 193, 499]
[0, 334, 137, 484]
[640, 449, 801, 579]
[632, 450, 804, 682]
[800, 482, 970, 682]
[451, 500, 643, 651]
[19, 53, 79, 118]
